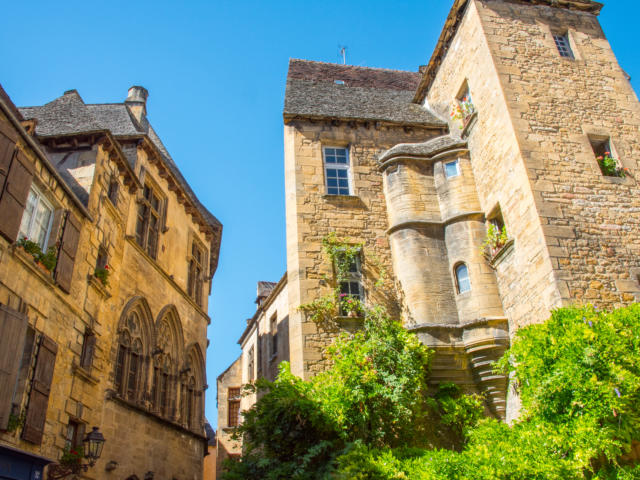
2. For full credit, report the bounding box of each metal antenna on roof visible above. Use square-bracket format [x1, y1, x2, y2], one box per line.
[339, 46, 347, 65]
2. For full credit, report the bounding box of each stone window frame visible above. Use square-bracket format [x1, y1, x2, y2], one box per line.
[548, 27, 582, 61]
[270, 313, 278, 359]
[322, 146, 352, 196]
[454, 262, 471, 295]
[553, 32, 574, 59]
[336, 250, 364, 315]
[187, 234, 207, 307]
[227, 387, 241, 428]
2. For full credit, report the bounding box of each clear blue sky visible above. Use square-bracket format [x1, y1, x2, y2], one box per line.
[1, 1, 638, 428]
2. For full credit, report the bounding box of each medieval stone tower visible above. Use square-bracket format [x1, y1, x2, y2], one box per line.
[280, 0, 639, 422]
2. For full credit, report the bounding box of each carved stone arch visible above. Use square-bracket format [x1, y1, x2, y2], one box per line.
[118, 296, 154, 357]
[184, 342, 206, 389]
[154, 305, 185, 362]
[180, 342, 206, 431]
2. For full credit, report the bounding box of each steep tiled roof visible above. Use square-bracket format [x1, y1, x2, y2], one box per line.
[378, 135, 467, 165]
[19, 91, 221, 230]
[284, 59, 445, 127]
[0, 84, 24, 121]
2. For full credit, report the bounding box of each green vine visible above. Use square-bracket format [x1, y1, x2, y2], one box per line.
[480, 224, 508, 258]
[6, 410, 26, 433]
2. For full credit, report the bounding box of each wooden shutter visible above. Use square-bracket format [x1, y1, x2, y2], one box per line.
[22, 335, 57, 444]
[0, 150, 34, 242]
[55, 211, 81, 293]
[0, 305, 28, 430]
[0, 120, 18, 194]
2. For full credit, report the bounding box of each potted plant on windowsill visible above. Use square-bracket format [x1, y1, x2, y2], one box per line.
[60, 445, 84, 468]
[451, 98, 476, 129]
[340, 295, 364, 318]
[597, 152, 628, 178]
[15, 237, 57, 273]
[481, 224, 509, 260]
[94, 265, 111, 287]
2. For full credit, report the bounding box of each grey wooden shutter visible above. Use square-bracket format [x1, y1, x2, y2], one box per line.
[55, 211, 81, 293]
[0, 305, 28, 430]
[0, 150, 34, 242]
[22, 335, 57, 444]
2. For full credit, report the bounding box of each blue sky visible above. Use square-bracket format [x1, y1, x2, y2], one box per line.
[1, 1, 638, 428]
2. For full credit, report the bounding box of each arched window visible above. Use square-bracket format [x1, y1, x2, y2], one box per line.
[151, 309, 183, 419]
[181, 344, 205, 431]
[113, 300, 152, 403]
[151, 353, 172, 417]
[455, 263, 471, 294]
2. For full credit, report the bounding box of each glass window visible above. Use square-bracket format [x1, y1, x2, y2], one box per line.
[19, 187, 54, 249]
[228, 388, 241, 427]
[339, 254, 363, 315]
[444, 160, 460, 178]
[135, 183, 162, 259]
[553, 34, 574, 59]
[188, 240, 206, 306]
[324, 147, 350, 195]
[455, 263, 471, 294]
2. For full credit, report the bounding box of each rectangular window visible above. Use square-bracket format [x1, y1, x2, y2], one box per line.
[590, 137, 623, 177]
[444, 160, 460, 178]
[323, 147, 350, 195]
[247, 346, 255, 381]
[455, 83, 476, 125]
[228, 387, 241, 427]
[339, 254, 363, 316]
[135, 184, 162, 259]
[79, 329, 96, 370]
[553, 34, 574, 59]
[19, 187, 54, 250]
[107, 176, 119, 205]
[188, 240, 205, 306]
[65, 419, 85, 450]
[270, 315, 278, 357]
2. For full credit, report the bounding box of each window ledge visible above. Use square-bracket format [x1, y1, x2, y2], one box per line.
[461, 111, 478, 139]
[87, 274, 111, 298]
[322, 194, 360, 200]
[600, 174, 634, 185]
[106, 390, 206, 441]
[486, 239, 515, 268]
[11, 245, 56, 286]
[72, 361, 99, 385]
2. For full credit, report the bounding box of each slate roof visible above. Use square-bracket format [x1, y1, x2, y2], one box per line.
[19, 91, 221, 230]
[378, 135, 467, 164]
[284, 59, 445, 127]
[256, 281, 278, 301]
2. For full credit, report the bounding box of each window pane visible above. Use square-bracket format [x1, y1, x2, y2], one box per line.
[445, 160, 459, 178]
[456, 264, 471, 293]
[32, 200, 53, 248]
[328, 187, 339, 195]
[327, 178, 337, 187]
[337, 169, 348, 178]
[19, 191, 38, 240]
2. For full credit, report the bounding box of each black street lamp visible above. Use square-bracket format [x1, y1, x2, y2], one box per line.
[48, 427, 106, 480]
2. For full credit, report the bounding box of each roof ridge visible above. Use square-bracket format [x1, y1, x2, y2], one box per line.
[288, 78, 419, 92]
[289, 58, 420, 75]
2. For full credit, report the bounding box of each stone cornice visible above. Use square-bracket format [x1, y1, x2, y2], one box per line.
[412, 0, 603, 104]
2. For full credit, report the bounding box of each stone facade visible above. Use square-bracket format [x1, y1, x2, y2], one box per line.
[215, 357, 241, 479]
[280, 0, 639, 421]
[0, 85, 221, 479]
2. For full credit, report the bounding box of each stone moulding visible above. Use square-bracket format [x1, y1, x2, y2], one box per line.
[386, 211, 485, 236]
[409, 317, 510, 419]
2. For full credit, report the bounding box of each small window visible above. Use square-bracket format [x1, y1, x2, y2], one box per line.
[19, 186, 54, 250]
[65, 419, 85, 451]
[338, 254, 363, 316]
[553, 33, 574, 59]
[247, 346, 255, 381]
[228, 388, 241, 427]
[444, 160, 460, 179]
[590, 137, 624, 177]
[455, 263, 471, 294]
[323, 147, 350, 196]
[79, 329, 96, 370]
[135, 183, 162, 259]
[188, 240, 206, 306]
[107, 176, 119, 205]
[270, 315, 278, 356]
[452, 83, 476, 126]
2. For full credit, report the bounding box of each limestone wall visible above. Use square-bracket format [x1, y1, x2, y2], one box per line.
[475, 0, 640, 309]
[284, 121, 443, 377]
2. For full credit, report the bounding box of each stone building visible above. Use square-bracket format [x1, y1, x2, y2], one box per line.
[218, 0, 639, 443]
[215, 276, 288, 475]
[0, 84, 222, 479]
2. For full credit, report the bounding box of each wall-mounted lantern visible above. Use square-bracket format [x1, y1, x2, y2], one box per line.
[47, 427, 105, 480]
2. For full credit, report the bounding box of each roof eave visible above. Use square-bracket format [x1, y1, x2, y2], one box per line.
[283, 112, 447, 129]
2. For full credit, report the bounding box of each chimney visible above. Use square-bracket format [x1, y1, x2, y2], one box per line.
[125, 85, 149, 123]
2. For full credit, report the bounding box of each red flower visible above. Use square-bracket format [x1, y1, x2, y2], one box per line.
[70, 450, 78, 455]
[597, 156, 603, 160]
[104, 265, 109, 270]
[605, 151, 611, 155]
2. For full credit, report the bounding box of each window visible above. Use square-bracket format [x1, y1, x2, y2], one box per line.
[228, 387, 241, 427]
[444, 160, 460, 179]
[79, 329, 96, 370]
[270, 315, 278, 357]
[188, 240, 206, 306]
[553, 33, 574, 59]
[247, 346, 255, 381]
[114, 312, 144, 402]
[590, 137, 624, 177]
[323, 147, 350, 195]
[107, 176, 119, 205]
[454, 83, 475, 126]
[135, 184, 162, 259]
[65, 419, 85, 451]
[152, 356, 171, 417]
[338, 253, 363, 315]
[19, 186, 54, 250]
[455, 263, 471, 294]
